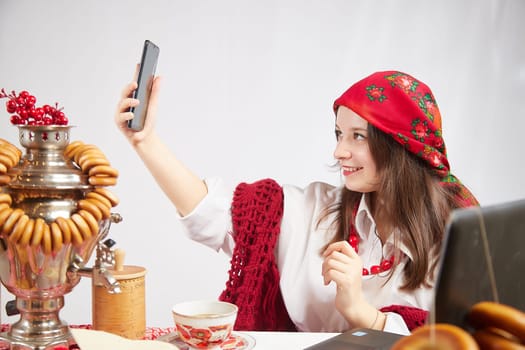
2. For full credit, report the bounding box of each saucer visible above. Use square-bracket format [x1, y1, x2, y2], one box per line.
[157, 331, 255, 350]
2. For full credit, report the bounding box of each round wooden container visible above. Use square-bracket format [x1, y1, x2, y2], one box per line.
[92, 250, 146, 339]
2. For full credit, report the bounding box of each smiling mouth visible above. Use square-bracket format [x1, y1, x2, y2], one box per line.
[342, 166, 363, 176]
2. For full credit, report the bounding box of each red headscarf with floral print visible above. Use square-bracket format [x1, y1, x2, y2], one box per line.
[333, 70, 478, 206]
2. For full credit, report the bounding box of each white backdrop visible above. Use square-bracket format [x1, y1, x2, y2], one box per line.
[0, 0, 524, 327]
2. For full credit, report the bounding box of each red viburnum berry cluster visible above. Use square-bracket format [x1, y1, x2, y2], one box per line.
[0, 88, 69, 126]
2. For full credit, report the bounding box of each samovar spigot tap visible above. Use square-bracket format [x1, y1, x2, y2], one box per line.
[67, 242, 122, 294]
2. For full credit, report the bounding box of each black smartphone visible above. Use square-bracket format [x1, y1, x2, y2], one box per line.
[127, 40, 160, 131]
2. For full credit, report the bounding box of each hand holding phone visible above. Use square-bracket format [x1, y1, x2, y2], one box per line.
[127, 40, 160, 131]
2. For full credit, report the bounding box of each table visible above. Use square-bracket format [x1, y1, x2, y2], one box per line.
[243, 331, 339, 349]
[150, 327, 339, 349]
[0, 324, 339, 349]
[154, 329, 339, 349]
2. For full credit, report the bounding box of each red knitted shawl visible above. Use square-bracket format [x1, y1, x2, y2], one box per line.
[219, 178, 427, 331]
[219, 178, 296, 331]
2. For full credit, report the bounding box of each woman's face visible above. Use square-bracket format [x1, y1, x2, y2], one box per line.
[333, 106, 380, 193]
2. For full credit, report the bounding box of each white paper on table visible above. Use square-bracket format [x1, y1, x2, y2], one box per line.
[70, 328, 179, 350]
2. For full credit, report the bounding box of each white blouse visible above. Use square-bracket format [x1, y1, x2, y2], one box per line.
[178, 178, 434, 335]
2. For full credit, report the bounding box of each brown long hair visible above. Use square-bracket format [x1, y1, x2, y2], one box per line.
[320, 124, 464, 290]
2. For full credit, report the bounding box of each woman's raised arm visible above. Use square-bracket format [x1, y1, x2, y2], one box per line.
[114, 77, 207, 216]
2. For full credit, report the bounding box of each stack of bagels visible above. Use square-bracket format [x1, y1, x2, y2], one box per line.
[0, 138, 119, 255]
[391, 301, 525, 349]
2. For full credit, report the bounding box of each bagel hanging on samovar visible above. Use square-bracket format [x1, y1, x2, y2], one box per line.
[0, 138, 22, 185]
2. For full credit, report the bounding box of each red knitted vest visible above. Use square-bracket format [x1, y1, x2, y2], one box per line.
[219, 179, 428, 332]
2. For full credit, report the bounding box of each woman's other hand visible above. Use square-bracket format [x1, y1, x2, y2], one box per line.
[322, 240, 385, 329]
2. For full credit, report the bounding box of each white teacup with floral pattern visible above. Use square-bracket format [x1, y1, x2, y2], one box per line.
[172, 300, 238, 349]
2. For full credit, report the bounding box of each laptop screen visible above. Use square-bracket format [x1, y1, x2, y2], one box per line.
[431, 199, 525, 329]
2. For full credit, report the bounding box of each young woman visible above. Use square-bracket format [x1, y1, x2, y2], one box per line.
[114, 70, 478, 335]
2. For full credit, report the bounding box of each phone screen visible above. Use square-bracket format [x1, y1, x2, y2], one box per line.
[127, 40, 160, 131]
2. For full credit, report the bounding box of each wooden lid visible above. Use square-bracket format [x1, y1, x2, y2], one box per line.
[107, 249, 146, 280]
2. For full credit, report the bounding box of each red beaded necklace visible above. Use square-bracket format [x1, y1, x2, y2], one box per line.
[348, 230, 394, 276]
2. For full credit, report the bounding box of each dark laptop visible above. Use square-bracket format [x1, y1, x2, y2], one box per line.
[304, 198, 525, 349]
[303, 328, 403, 350]
[432, 198, 525, 329]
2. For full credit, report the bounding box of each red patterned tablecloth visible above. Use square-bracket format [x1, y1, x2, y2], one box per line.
[0, 323, 176, 341]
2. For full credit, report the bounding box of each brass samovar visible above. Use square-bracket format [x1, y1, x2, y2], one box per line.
[0, 125, 121, 349]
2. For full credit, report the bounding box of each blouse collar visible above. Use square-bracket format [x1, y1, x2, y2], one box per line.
[354, 193, 413, 261]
